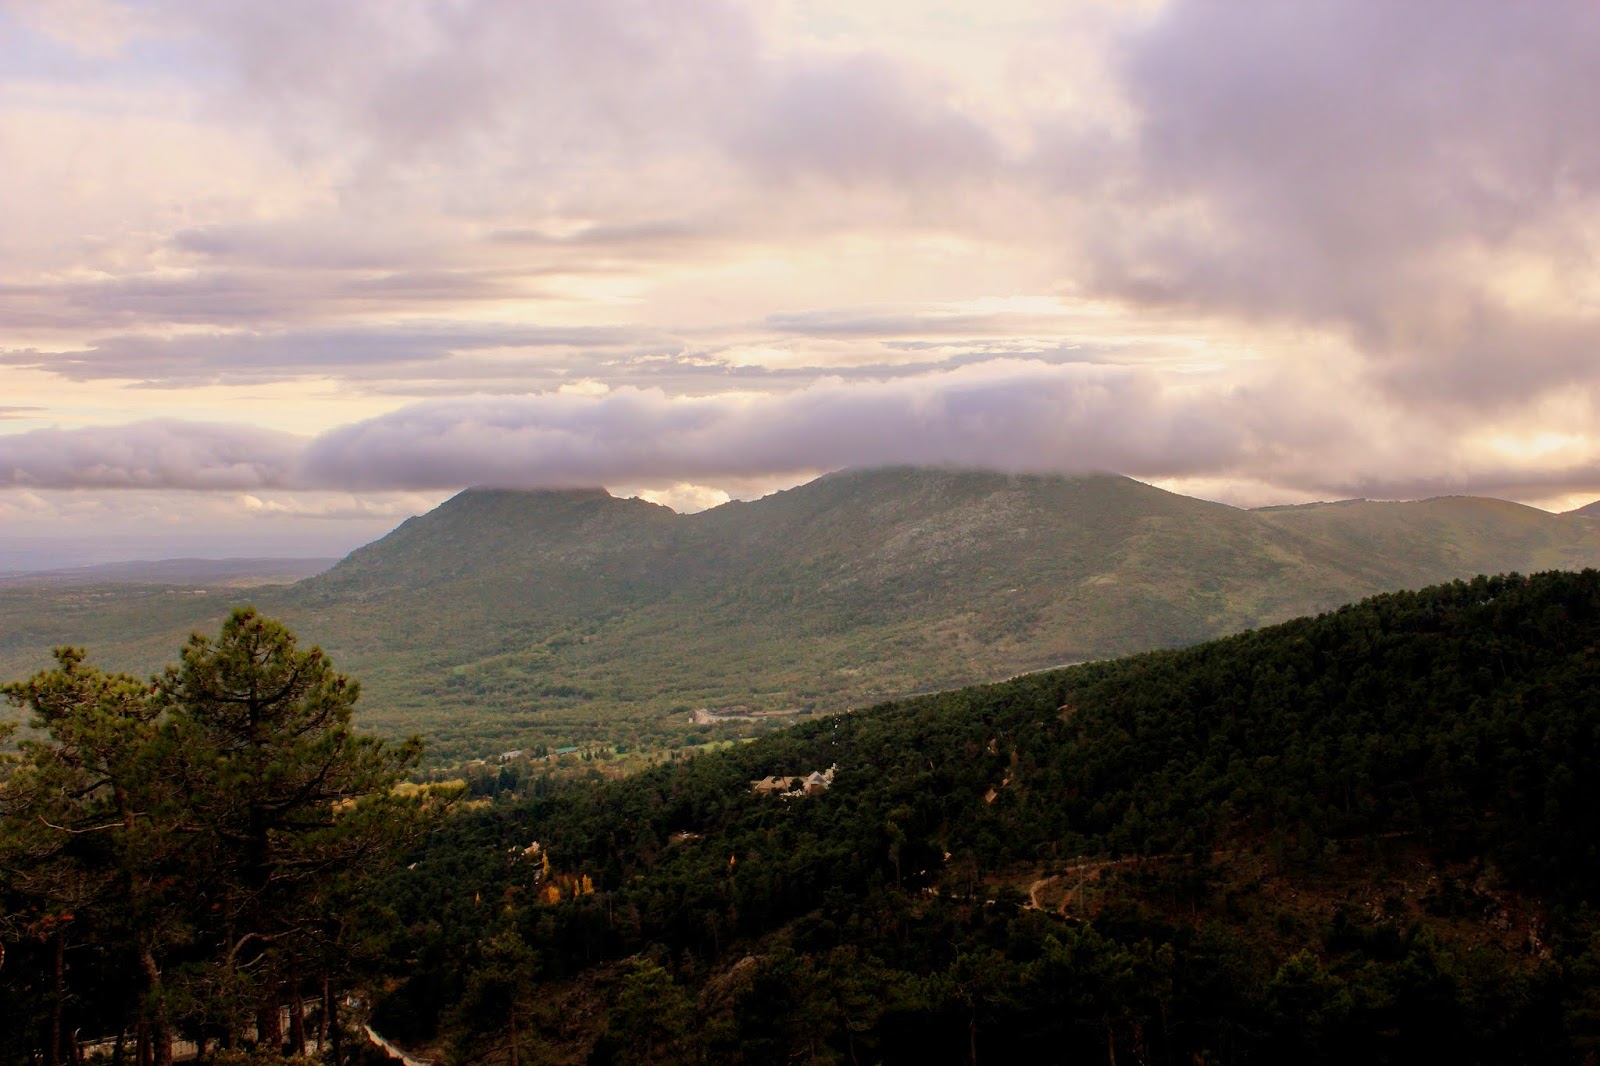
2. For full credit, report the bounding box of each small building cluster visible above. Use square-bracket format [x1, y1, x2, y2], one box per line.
[510, 839, 551, 882]
[507, 840, 593, 903]
[751, 764, 838, 797]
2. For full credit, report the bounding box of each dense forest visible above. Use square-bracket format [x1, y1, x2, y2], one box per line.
[7, 571, 1600, 1062]
[0, 611, 437, 1066]
[373, 570, 1600, 1063]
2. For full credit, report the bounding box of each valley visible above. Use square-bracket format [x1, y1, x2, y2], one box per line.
[9, 503, 1600, 1061]
[6, 467, 1600, 763]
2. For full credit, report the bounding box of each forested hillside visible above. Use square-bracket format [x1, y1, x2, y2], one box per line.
[7, 468, 1600, 762]
[369, 570, 1600, 1063]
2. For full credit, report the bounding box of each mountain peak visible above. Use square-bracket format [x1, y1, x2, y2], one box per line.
[16, 467, 1600, 764]
[452, 484, 618, 505]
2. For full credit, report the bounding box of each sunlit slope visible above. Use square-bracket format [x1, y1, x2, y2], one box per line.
[1258, 495, 1600, 582]
[254, 469, 1600, 754]
[9, 468, 1600, 759]
[276, 470, 1342, 751]
[284, 488, 685, 661]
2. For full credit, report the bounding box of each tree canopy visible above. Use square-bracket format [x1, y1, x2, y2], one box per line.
[0, 608, 430, 1066]
[11, 574, 1600, 1062]
[372, 570, 1600, 1064]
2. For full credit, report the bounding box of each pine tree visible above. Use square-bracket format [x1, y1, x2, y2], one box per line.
[0, 650, 180, 1065]
[156, 608, 426, 1050]
[1, 609, 432, 1062]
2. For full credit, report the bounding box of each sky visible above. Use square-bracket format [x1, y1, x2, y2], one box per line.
[4, 0, 1600, 567]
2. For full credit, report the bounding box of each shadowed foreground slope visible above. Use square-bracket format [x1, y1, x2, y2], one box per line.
[376, 570, 1600, 1063]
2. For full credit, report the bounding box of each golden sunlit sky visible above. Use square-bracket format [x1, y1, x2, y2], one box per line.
[4, 0, 1600, 565]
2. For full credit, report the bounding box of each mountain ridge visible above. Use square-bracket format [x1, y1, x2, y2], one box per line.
[8, 466, 1600, 760]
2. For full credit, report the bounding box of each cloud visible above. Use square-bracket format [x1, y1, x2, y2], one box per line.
[0, 264, 564, 332]
[297, 359, 1248, 490]
[2, 325, 655, 386]
[729, 52, 1001, 187]
[5, 359, 1600, 507]
[163, 0, 756, 167]
[487, 219, 728, 254]
[231, 490, 449, 522]
[8, 0, 1600, 528]
[1080, 0, 1600, 410]
[161, 0, 1002, 193]
[765, 307, 1046, 339]
[627, 482, 734, 514]
[1, 314, 1129, 397]
[0, 420, 302, 489]
[3, 0, 147, 60]
[0, 406, 44, 420]
[293, 358, 1600, 504]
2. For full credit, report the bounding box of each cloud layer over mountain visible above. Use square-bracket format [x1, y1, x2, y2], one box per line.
[4, 0, 1600, 556]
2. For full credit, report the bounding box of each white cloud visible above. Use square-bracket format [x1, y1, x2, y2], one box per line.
[628, 483, 734, 513]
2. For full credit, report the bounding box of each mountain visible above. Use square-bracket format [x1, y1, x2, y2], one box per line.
[1566, 498, 1600, 518]
[372, 570, 1600, 1063]
[7, 467, 1600, 760]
